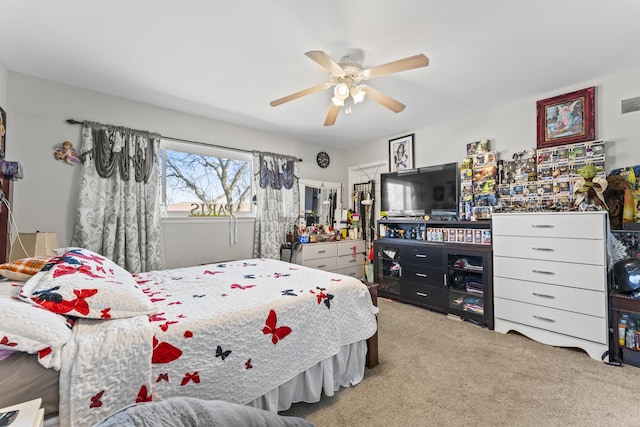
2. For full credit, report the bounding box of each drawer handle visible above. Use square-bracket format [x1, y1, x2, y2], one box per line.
[532, 269, 555, 275]
[416, 292, 428, 297]
[415, 254, 428, 258]
[531, 224, 554, 228]
[348, 259, 356, 263]
[317, 250, 327, 254]
[317, 264, 326, 268]
[532, 292, 555, 299]
[416, 273, 427, 278]
[532, 247, 554, 252]
[533, 314, 556, 323]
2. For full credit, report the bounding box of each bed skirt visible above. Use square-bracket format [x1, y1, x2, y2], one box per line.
[246, 339, 367, 412]
[44, 339, 366, 427]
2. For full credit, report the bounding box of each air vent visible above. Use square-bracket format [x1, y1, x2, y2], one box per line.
[621, 96, 640, 115]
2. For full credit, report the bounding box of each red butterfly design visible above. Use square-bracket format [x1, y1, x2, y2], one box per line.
[38, 347, 52, 359]
[101, 308, 111, 319]
[181, 372, 200, 386]
[230, 283, 256, 290]
[168, 301, 182, 306]
[184, 331, 193, 338]
[156, 373, 169, 382]
[150, 298, 166, 303]
[0, 336, 17, 347]
[90, 390, 104, 408]
[152, 335, 183, 364]
[159, 321, 178, 332]
[245, 359, 253, 369]
[204, 270, 224, 275]
[262, 309, 292, 345]
[148, 312, 167, 322]
[136, 385, 152, 403]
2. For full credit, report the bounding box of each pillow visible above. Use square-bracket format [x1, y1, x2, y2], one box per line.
[0, 256, 53, 281]
[0, 280, 24, 298]
[0, 297, 73, 370]
[20, 247, 156, 319]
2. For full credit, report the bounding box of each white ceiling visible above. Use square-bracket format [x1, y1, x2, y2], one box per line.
[1, 0, 639, 150]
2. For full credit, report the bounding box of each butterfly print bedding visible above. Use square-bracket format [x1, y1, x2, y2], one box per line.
[58, 258, 378, 427]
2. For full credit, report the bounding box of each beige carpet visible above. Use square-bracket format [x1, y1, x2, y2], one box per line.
[281, 298, 639, 426]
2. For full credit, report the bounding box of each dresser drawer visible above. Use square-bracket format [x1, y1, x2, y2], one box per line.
[493, 235, 605, 265]
[402, 264, 446, 287]
[494, 277, 607, 317]
[300, 242, 337, 261]
[493, 256, 606, 291]
[492, 212, 607, 239]
[337, 240, 365, 257]
[401, 245, 444, 267]
[494, 298, 607, 343]
[301, 257, 337, 271]
[401, 282, 447, 308]
[335, 264, 364, 279]
[336, 252, 365, 271]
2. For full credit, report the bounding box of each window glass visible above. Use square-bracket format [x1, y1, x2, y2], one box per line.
[159, 139, 254, 217]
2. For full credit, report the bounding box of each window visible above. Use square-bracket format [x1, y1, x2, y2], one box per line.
[159, 138, 254, 218]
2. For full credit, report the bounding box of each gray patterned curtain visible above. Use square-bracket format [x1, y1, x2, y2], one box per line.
[71, 122, 164, 273]
[253, 153, 299, 259]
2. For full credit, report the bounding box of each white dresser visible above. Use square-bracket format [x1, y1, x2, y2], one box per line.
[291, 239, 365, 278]
[492, 212, 609, 361]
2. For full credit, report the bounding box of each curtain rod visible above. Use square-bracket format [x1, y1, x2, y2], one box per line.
[66, 119, 302, 162]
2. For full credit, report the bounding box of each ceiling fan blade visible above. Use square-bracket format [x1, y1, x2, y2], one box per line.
[363, 54, 429, 80]
[324, 103, 341, 126]
[361, 85, 406, 113]
[305, 51, 346, 76]
[270, 82, 333, 107]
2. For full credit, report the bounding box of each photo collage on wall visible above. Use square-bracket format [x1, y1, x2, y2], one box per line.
[459, 139, 498, 220]
[494, 140, 606, 211]
[536, 140, 605, 207]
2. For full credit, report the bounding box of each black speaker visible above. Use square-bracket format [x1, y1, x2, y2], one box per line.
[612, 258, 640, 292]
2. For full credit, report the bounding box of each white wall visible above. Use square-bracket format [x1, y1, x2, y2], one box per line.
[6, 66, 640, 269]
[0, 62, 7, 107]
[346, 66, 640, 172]
[5, 72, 348, 268]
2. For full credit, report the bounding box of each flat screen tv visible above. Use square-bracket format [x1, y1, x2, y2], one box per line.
[380, 162, 459, 219]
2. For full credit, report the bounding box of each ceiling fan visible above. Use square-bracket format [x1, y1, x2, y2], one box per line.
[270, 51, 429, 126]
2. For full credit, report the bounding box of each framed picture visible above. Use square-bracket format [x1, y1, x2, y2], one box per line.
[536, 86, 595, 149]
[389, 134, 414, 172]
[0, 107, 5, 160]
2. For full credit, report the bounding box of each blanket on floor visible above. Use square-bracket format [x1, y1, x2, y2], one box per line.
[93, 397, 314, 427]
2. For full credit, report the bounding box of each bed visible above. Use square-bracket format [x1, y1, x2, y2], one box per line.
[0, 247, 378, 427]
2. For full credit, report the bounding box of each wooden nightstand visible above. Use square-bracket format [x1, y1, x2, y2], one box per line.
[0, 398, 44, 427]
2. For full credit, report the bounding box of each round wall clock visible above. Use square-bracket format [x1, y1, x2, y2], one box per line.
[316, 151, 330, 168]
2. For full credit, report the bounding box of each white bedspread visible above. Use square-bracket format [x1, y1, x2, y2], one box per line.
[58, 259, 378, 427]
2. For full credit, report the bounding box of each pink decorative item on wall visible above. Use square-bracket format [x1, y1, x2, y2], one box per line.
[54, 141, 81, 165]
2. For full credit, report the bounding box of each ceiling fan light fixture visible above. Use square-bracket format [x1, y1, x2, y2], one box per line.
[334, 83, 349, 98]
[350, 85, 366, 104]
[331, 96, 345, 106]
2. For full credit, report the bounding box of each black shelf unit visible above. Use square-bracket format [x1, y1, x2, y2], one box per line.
[374, 219, 493, 329]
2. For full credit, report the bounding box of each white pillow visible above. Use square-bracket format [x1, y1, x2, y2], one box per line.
[0, 297, 72, 370]
[20, 247, 156, 319]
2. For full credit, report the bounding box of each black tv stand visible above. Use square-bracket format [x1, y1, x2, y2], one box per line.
[374, 218, 493, 329]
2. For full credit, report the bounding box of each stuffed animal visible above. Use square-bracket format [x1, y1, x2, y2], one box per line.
[604, 175, 631, 229]
[572, 164, 608, 209]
